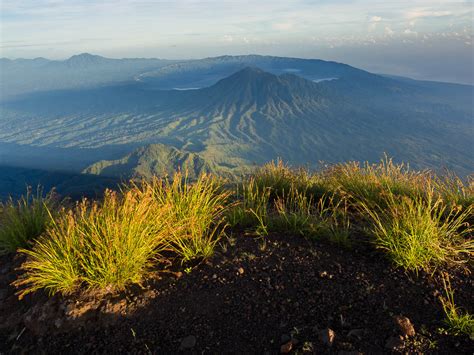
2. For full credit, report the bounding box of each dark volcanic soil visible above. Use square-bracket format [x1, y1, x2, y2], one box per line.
[0, 233, 472, 354]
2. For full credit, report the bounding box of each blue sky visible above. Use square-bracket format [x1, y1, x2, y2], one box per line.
[1, 0, 473, 83]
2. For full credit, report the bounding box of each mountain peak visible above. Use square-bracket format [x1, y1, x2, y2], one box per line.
[66, 53, 107, 66]
[196, 67, 323, 113]
[214, 66, 280, 88]
[236, 66, 265, 74]
[68, 53, 102, 59]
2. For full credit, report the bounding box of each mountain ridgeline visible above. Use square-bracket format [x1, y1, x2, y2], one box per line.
[0, 54, 472, 189]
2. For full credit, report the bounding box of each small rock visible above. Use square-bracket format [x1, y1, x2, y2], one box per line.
[54, 318, 63, 328]
[319, 328, 336, 346]
[180, 335, 196, 350]
[280, 341, 293, 353]
[385, 335, 404, 350]
[237, 267, 244, 275]
[394, 315, 415, 337]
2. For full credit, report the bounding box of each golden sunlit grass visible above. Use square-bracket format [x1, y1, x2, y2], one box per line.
[146, 173, 229, 262]
[15, 187, 174, 297]
[14, 174, 228, 297]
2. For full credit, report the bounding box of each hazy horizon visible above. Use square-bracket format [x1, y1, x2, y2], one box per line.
[1, 0, 473, 85]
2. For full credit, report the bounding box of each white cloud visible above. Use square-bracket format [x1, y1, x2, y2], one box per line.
[368, 16, 383, 31]
[406, 9, 452, 20]
[385, 26, 395, 36]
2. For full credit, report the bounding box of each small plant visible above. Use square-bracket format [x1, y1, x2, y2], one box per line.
[252, 159, 314, 201]
[434, 173, 474, 214]
[0, 186, 56, 254]
[272, 186, 316, 236]
[315, 195, 352, 246]
[439, 274, 474, 338]
[359, 189, 473, 272]
[149, 173, 229, 262]
[321, 156, 428, 210]
[227, 177, 270, 236]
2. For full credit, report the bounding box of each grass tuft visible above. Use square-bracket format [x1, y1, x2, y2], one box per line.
[439, 274, 474, 338]
[359, 189, 473, 272]
[15, 187, 174, 297]
[272, 185, 315, 236]
[227, 177, 270, 236]
[0, 187, 55, 254]
[148, 173, 229, 262]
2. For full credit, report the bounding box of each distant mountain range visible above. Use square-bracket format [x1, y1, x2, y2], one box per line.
[0, 53, 174, 101]
[0, 53, 472, 188]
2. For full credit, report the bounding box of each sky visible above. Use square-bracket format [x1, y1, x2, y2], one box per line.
[1, 0, 473, 84]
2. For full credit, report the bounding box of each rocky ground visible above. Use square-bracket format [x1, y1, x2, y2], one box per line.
[0, 232, 472, 354]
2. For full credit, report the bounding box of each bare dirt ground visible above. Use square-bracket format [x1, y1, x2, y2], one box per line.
[1, 233, 472, 354]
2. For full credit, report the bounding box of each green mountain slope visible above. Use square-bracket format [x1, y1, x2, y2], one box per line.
[83, 144, 218, 179]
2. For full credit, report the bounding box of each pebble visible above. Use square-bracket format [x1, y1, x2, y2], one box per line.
[179, 335, 197, 350]
[393, 315, 415, 337]
[280, 341, 293, 353]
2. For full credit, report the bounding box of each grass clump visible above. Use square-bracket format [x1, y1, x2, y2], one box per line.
[359, 189, 473, 273]
[147, 173, 229, 262]
[272, 186, 316, 236]
[321, 156, 428, 209]
[0, 187, 55, 254]
[16, 173, 229, 297]
[434, 173, 474, 212]
[227, 177, 270, 235]
[15, 187, 174, 297]
[315, 195, 352, 247]
[439, 274, 474, 339]
[252, 159, 318, 201]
